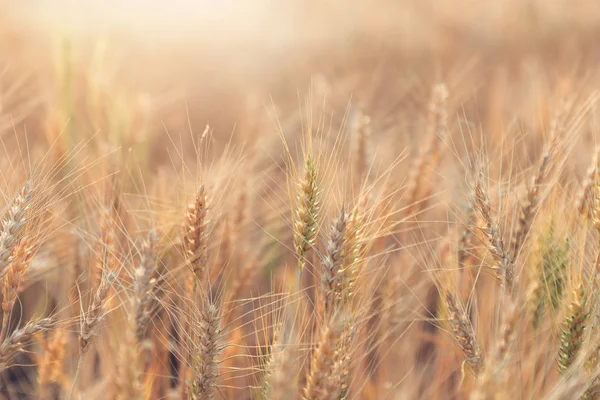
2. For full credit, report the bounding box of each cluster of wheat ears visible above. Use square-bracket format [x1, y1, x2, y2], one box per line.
[4, 15, 600, 400]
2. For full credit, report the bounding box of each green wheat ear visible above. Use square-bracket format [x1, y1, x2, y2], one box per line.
[558, 286, 588, 374]
[293, 155, 321, 274]
[531, 221, 569, 328]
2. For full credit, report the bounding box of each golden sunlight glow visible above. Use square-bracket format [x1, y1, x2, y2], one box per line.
[19, 0, 297, 38]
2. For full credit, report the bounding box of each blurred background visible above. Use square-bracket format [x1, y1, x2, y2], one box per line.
[2, 0, 600, 164]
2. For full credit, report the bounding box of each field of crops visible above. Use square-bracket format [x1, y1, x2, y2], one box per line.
[1, 1, 600, 399]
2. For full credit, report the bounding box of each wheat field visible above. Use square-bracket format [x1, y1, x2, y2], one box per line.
[2, 1, 600, 399]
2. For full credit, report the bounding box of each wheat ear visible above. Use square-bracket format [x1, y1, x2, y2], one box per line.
[331, 320, 357, 400]
[115, 316, 143, 400]
[0, 318, 53, 371]
[0, 182, 32, 279]
[69, 271, 115, 400]
[576, 147, 600, 216]
[352, 110, 371, 183]
[473, 178, 515, 291]
[592, 171, 600, 272]
[303, 315, 345, 400]
[321, 207, 348, 316]
[404, 83, 448, 210]
[511, 139, 556, 256]
[558, 287, 588, 374]
[471, 301, 518, 399]
[38, 329, 67, 398]
[134, 229, 158, 343]
[0, 240, 34, 342]
[263, 324, 297, 400]
[444, 292, 482, 376]
[293, 155, 321, 274]
[185, 184, 209, 291]
[190, 301, 222, 400]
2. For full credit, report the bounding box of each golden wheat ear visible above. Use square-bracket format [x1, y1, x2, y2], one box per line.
[511, 137, 559, 258]
[320, 206, 348, 318]
[404, 82, 449, 212]
[471, 299, 519, 399]
[443, 291, 482, 377]
[293, 155, 321, 276]
[260, 323, 299, 400]
[134, 228, 159, 343]
[185, 184, 209, 288]
[0, 239, 35, 343]
[79, 270, 115, 355]
[472, 177, 515, 291]
[189, 301, 223, 400]
[576, 147, 600, 217]
[37, 328, 68, 398]
[0, 182, 33, 280]
[69, 270, 115, 400]
[114, 315, 144, 400]
[352, 109, 371, 185]
[303, 313, 347, 400]
[0, 317, 53, 372]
